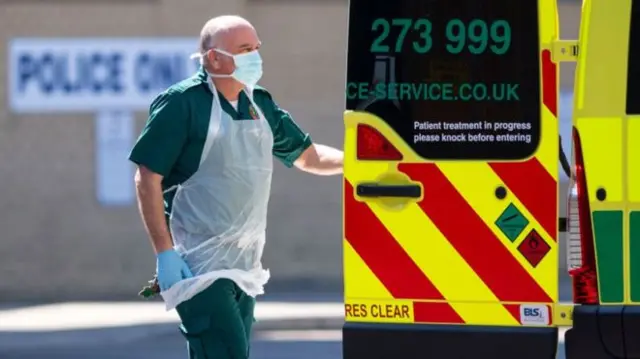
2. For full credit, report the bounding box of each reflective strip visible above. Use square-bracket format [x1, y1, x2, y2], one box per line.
[593, 211, 625, 303]
[344, 180, 464, 323]
[345, 299, 414, 324]
[400, 163, 553, 304]
[363, 182, 517, 325]
[628, 117, 640, 202]
[536, 104, 560, 180]
[438, 161, 557, 301]
[630, 211, 640, 302]
[541, 49, 558, 117]
[490, 158, 557, 240]
[577, 118, 624, 204]
[343, 241, 392, 299]
[345, 300, 554, 326]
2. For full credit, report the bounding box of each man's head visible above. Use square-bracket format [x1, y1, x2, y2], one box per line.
[197, 15, 262, 87]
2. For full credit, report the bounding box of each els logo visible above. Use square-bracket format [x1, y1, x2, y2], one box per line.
[519, 304, 549, 326]
[524, 308, 540, 316]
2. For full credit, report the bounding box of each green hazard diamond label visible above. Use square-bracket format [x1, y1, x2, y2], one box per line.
[495, 203, 529, 242]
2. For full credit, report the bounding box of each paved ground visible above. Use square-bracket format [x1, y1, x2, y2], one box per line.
[0, 329, 343, 359]
[0, 328, 567, 359]
[0, 297, 571, 359]
[0, 278, 574, 358]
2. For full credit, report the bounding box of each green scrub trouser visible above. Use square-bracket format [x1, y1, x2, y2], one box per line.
[175, 279, 256, 359]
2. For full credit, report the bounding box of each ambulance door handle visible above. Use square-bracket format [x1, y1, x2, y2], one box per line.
[356, 183, 422, 198]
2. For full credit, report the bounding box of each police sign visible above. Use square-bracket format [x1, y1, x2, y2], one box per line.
[8, 38, 201, 113]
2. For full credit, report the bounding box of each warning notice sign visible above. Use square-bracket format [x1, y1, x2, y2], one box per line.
[495, 203, 529, 242]
[517, 229, 551, 267]
[412, 120, 533, 146]
[345, 299, 414, 323]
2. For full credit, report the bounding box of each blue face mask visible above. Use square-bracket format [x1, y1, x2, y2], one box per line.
[209, 48, 263, 87]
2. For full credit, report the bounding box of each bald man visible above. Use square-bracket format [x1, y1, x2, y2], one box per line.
[129, 15, 343, 359]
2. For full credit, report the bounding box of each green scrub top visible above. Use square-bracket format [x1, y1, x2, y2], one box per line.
[128, 67, 313, 216]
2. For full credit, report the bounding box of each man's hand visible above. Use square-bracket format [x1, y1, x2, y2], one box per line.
[294, 143, 343, 175]
[156, 249, 193, 291]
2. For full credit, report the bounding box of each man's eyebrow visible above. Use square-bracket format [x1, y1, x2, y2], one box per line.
[238, 42, 261, 50]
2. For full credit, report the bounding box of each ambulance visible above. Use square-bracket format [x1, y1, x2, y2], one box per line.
[342, 0, 639, 358]
[564, 1, 640, 358]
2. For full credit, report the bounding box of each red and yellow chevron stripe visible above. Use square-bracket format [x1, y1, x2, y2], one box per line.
[344, 156, 558, 326]
[343, 0, 559, 327]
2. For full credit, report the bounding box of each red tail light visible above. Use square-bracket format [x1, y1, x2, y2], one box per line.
[356, 124, 403, 160]
[570, 126, 599, 304]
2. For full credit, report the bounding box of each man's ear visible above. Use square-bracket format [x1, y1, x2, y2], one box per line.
[207, 51, 220, 69]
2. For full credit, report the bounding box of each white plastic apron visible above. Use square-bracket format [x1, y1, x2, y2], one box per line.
[160, 80, 273, 311]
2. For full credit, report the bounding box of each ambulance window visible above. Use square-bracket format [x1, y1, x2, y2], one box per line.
[345, 0, 541, 160]
[627, 0, 640, 114]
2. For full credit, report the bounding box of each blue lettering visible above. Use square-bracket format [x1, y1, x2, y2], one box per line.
[90, 53, 104, 92]
[17, 54, 37, 92]
[16, 52, 125, 95]
[62, 54, 76, 93]
[155, 55, 175, 88]
[134, 53, 152, 92]
[134, 53, 188, 93]
[524, 308, 540, 317]
[77, 54, 94, 93]
[40, 53, 73, 94]
[109, 53, 124, 93]
[40, 53, 55, 94]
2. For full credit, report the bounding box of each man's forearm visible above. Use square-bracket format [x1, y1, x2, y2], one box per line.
[296, 143, 343, 175]
[135, 178, 174, 254]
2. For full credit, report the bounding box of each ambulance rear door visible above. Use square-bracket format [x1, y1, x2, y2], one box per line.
[343, 1, 560, 358]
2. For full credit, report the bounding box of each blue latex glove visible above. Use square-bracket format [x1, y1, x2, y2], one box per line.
[156, 249, 193, 291]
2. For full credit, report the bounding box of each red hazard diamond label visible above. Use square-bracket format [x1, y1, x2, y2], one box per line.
[517, 229, 550, 267]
